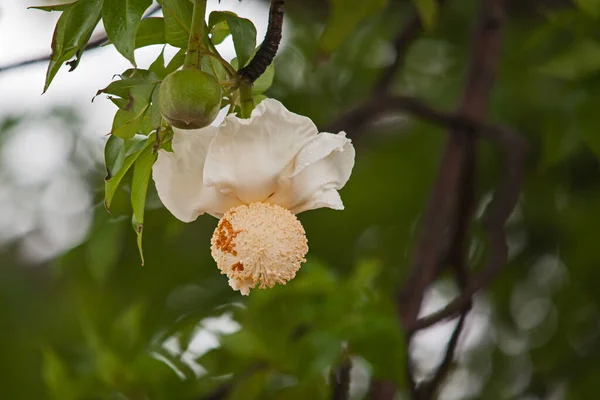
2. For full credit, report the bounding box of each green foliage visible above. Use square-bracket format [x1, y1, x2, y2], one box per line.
[29, 3, 73, 12]
[10, 0, 600, 399]
[320, 0, 388, 52]
[574, 0, 600, 18]
[158, 0, 193, 48]
[131, 139, 159, 264]
[134, 17, 167, 48]
[101, 0, 152, 65]
[208, 11, 257, 67]
[412, 0, 438, 30]
[42, 0, 103, 92]
[537, 39, 600, 80]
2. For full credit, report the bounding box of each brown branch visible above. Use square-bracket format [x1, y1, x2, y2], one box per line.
[412, 129, 527, 331]
[327, 0, 450, 134]
[0, 5, 163, 74]
[237, 0, 285, 83]
[373, 0, 449, 97]
[372, 14, 422, 96]
[417, 309, 469, 399]
[368, 380, 397, 400]
[399, 0, 507, 331]
[331, 356, 352, 400]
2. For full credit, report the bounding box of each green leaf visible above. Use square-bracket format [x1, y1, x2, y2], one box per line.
[412, 0, 437, 30]
[228, 371, 268, 400]
[111, 101, 150, 139]
[104, 134, 126, 180]
[131, 143, 158, 265]
[208, 11, 257, 67]
[97, 69, 158, 99]
[537, 39, 600, 80]
[320, 0, 388, 52]
[85, 215, 124, 285]
[101, 70, 159, 139]
[252, 63, 274, 95]
[210, 20, 230, 45]
[149, 50, 167, 78]
[41, 347, 77, 399]
[165, 49, 186, 75]
[230, 56, 274, 94]
[29, 3, 74, 12]
[574, 0, 600, 19]
[102, 0, 152, 65]
[149, 86, 163, 128]
[44, 0, 103, 92]
[201, 55, 228, 81]
[159, 0, 193, 48]
[104, 137, 153, 211]
[110, 303, 143, 351]
[134, 17, 166, 49]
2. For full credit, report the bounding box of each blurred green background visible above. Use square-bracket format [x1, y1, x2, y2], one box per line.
[2, 0, 600, 398]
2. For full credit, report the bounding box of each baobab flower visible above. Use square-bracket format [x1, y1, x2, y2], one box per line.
[152, 99, 355, 295]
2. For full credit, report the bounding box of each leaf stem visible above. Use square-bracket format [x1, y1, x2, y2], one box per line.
[184, 0, 207, 69]
[239, 82, 254, 118]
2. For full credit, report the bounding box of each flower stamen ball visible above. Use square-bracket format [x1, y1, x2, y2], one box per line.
[211, 202, 308, 296]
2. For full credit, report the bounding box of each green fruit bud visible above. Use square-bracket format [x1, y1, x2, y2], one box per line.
[159, 69, 222, 130]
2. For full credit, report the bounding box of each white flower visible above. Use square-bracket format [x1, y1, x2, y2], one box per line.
[152, 98, 355, 295]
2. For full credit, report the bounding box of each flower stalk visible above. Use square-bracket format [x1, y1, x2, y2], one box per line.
[184, 0, 208, 70]
[239, 81, 254, 118]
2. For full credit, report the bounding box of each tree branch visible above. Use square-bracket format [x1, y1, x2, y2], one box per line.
[372, 0, 449, 97]
[0, 5, 162, 74]
[399, 0, 507, 331]
[237, 0, 285, 83]
[331, 356, 352, 400]
[417, 309, 468, 399]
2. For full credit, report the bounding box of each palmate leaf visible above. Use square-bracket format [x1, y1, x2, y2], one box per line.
[102, 0, 152, 66]
[43, 0, 103, 92]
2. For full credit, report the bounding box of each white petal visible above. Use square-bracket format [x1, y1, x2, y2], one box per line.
[269, 132, 355, 214]
[152, 127, 242, 221]
[203, 98, 317, 204]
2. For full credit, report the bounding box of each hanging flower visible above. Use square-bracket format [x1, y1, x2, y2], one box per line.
[152, 98, 355, 295]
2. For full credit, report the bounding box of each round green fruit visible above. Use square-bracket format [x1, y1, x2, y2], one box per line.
[158, 69, 222, 130]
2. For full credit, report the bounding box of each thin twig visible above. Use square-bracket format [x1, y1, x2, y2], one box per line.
[419, 309, 469, 399]
[373, 0, 448, 97]
[237, 0, 285, 83]
[0, 5, 162, 74]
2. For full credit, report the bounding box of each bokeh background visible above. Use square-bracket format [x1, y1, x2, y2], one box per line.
[1, 0, 599, 398]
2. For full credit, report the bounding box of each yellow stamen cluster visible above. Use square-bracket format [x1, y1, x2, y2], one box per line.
[210, 202, 309, 295]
